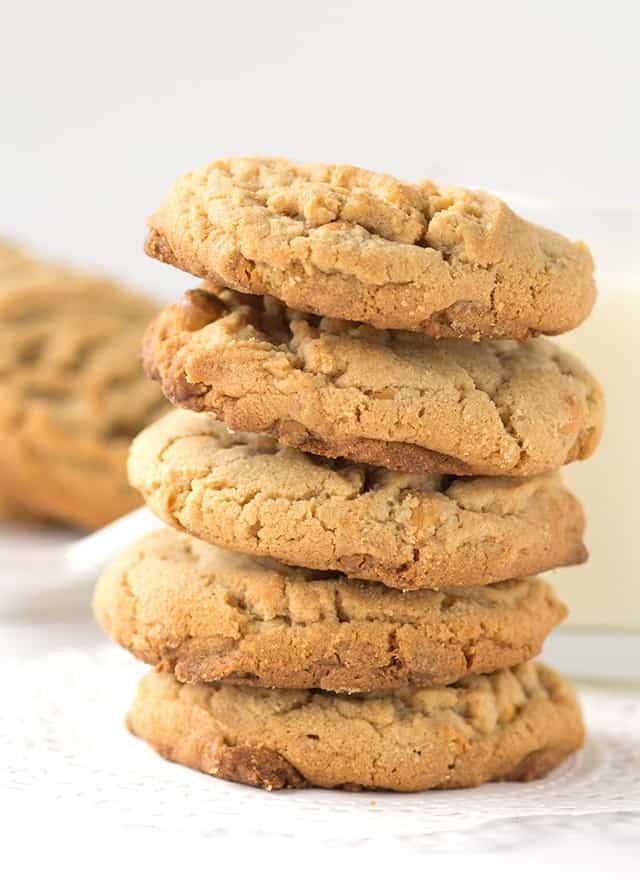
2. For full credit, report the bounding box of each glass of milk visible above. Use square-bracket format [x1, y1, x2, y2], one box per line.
[506, 194, 639, 682]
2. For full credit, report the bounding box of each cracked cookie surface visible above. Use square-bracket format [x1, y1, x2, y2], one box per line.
[128, 410, 587, 589]
[127, 662, 584, 791]
[145, 156, 595, 340]
[143, 287, 603, 476]
[0, 243, 166, 528]
[94, 528, 566, 690]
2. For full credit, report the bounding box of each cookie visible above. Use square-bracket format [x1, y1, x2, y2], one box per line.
[145, 156, 595, 340]
[94, 528, 566, 690]
[0, 488, 37, 523]
[0, 244, 166, 528]
[0, 242, 34, 277]
[127, 662, 584, 791]
[143, 287, 603, 476]
[128, 411, 587, 589]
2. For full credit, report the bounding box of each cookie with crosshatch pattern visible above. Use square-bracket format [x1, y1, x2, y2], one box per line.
[0, 242, 165, 528]
[127, 662, 584, 791]
[128, 410, 587, 590]
[94, 527, 567, 690]
[145, 156, 595, 340]
[142, 285, 603, 476]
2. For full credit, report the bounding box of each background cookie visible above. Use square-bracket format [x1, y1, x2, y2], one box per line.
[144, 287, 603, 476]
[0, 242, 35, 277]
[128, 411, 587, 589]
[94, 528, 566, 690]
[145, 156, 595, 340]
[0, 243, 166, 528]
[127, 662, 584, 791]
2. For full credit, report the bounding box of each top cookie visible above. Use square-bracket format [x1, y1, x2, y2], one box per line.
[0, 242, 166, 528]
[145, 156, 595, 340]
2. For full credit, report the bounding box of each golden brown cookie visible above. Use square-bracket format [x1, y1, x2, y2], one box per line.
[0, 488, 38, 523]
[0, 243, 166, 528]
[128, 411, 587, 589]
[145, 156, 595, 340]
[127, 662, 584, 791]
[94, 528, 566, 690]
[0, 241, 34, 277]
[143, 287, 603, 476]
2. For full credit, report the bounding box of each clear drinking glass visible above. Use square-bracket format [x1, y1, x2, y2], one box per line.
[505, 194, 639, 683]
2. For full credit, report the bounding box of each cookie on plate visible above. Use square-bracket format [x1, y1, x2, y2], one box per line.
[94, 528, 566, 690]
[145, 156, 595, 340]
[127, 662, 584, 791]
[143, 287, 603, 476]
[128, 411, 587, 590]
[0, 243, 166, 528]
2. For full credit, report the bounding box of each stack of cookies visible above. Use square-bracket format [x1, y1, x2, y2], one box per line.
[94, 157, 604, 792]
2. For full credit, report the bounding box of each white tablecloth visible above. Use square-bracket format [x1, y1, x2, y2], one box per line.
[2, 607, 639, 877]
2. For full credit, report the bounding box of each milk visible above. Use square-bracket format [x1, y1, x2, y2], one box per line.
[553, 291, 639, 630]
[507, 197, 639, 636]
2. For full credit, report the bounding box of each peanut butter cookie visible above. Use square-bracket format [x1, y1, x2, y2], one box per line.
[145, 157, 595, 340]
[94, 528, 566, 690]
[0, 243, 165, 528]
[143, 287, 603, 476]
[127, 662, 584, 791]
[128, 411, 587, 589]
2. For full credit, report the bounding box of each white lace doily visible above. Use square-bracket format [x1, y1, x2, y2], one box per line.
[3, 646, 640, 846]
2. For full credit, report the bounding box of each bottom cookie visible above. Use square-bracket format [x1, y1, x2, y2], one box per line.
[127, 662, 583, 792]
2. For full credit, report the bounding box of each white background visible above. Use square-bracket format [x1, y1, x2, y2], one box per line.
[2, 0, 640, 880]
[2, 0, 639, 295]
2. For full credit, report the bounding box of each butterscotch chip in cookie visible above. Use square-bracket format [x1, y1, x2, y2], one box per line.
[128, 411, 587, 590]
[127, 662, 584, 791]
[0, 243, 166, 528]
[143, 287, 603, 476]
[94, 528, 566, 690]
[145, 156, 595, 340]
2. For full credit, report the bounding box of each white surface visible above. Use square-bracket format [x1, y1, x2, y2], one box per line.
[1, 530, 638, 871]
[2, 643, 640, 848]
[0, 608, 638, 873]
[0, 507, 161, 609]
